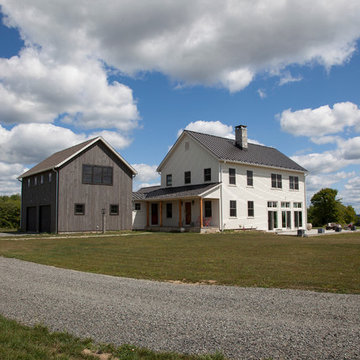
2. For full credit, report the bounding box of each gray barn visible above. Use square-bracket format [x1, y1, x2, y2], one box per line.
[18, 137, 136, 233]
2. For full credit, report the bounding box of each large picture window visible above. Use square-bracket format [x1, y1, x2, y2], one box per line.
[82, 165, 113, 185]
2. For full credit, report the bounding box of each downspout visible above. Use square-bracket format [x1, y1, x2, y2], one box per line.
[54, 168, 59, 234]
[304, 172, 307, 229]
[219, 162, 223, 231]
[17, 178, 22, 231]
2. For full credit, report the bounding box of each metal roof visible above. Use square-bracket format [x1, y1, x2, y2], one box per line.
[133, 182, 220, 201]
[18, 137, 137, 179]
[158, 130, 307, 173]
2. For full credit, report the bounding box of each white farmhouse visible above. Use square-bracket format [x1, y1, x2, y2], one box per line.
[133, 125, 307, 232]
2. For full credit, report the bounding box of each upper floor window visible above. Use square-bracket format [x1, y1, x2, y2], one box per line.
[82, 165, 113, 185]
[204, 168, 211, 182]
[27, 178, 31, 187]
[293, 202, 302, 208]
[48, 173, 52, 183]
[110, 204, 119, 215]
[247, 170, 253, 186]
[271, 173, 282, 189]
[34, 176, 37, 186]
[185, 171, 191, 184]
[281, 202, 290, 208]
[230, 200, 237, 217]
[40, 175, 44, 184]
[166, 174, 172, 187]
[229, 168, 236, 185]
[248, 201, 254, 217]
[289, 176, 299, 190]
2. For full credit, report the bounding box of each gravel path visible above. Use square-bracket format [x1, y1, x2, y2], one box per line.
[0, 257, 359, 360]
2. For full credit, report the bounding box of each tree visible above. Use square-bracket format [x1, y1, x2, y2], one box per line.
[0, 194, 21, 229]
[342, 205, 357, 225]
[310, 188, 341, 226]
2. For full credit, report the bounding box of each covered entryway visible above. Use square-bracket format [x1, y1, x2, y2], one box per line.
[151, 203, 158, 225]
[185, 202, 191, 225]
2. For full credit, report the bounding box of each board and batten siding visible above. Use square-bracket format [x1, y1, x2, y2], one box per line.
[57, 142, 133, 232]
[220, 162, 306, 231]
[160, 135, 219, 187]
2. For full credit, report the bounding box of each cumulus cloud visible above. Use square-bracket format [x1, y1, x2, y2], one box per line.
[0, 162, 26, 194]
[278, 71, 303, 86]
[279, 102, 360, 139]
[2, 0, 360, 92]
[340, 176, 360, 211]
[178, 120, 234, 138]
[0, 124, 129, 165]
[132, 163, 160, 183]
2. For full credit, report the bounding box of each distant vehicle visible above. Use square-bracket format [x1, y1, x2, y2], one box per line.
[325, 223, 342, 231]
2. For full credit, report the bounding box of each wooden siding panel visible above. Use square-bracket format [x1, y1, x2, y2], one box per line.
[57, 142, 132, 232]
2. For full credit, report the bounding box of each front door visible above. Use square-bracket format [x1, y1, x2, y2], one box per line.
[151, 203, 158, 225]
[26, 206, 37, 232]
[185, 202, 191, 225]
[39, 205, 51, 233]
[268, 211, 278, 230]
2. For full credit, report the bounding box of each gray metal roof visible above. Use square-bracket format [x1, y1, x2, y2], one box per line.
[185, 130, 307, 172]
[19, 137, 137, 178]
[133, 182, 220, 201]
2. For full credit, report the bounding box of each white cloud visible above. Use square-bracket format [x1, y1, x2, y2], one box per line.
[0, 162, 26, 195]
[338, 137, 360, 160]
[340, 176, 360, 212]
[278, 71, 303, 86]
[257, 89, 266, 99]
[178, 120, 234, 138]
[279, 102, 360, 138]
[132, 163, 160, 183]
[0, 48, 139, 129]
[2, 0, 360, 92]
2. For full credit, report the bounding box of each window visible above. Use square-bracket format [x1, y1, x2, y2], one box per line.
[34, 177, 37, 186]
[293, 202, 302, 208]
[281, 202, 290, 208]
[204, 201, 212, 218]
[166, 203, 172, 218]
[48, 173, 52, 182]
[74, 204, 85, 215]
[267, 201, 278, 208]
[166, 174, 172, 187]
[282, 211, 291, 228]
[294, 211, 303, 228]
[82, 165, 113, 185]
[40, 175, 44, 184]
[229, 168, 236, 185]
[271, 173, 282, 189]
[289, 176, 299, 190]
[248, 201, 254, 217]
[134, 203, 141, 211]
[230, 200, 237, 217]
[27, 178, 30, 187]
[110, 204, 119, 215]
[247, 170, 253, 186]
[204, 168, 211, 182]
[184, 171, 191, 184]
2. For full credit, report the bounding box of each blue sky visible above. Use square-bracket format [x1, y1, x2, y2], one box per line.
[1, 1, 360, 210]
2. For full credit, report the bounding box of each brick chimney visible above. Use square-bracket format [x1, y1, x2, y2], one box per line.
[235, 125, 248, 149]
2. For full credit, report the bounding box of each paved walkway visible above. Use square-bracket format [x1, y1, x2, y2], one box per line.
[0, 257, 359, 360]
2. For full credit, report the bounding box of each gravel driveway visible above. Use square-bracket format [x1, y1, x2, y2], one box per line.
[0, 257, 359, 360]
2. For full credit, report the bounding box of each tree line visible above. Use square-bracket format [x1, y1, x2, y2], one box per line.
[307, 188, 358, 227]
[0, 194, 21, 229]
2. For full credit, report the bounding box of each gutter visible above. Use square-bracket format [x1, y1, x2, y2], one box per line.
[17, 178, 22, 231]
[54, 168, 59, 234]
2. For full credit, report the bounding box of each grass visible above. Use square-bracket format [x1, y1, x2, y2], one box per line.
[0, 314, 224, 360]
[0, 231, 359, 293]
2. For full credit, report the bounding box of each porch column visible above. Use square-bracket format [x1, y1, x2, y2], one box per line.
[178, 200, 182, 227]
[200, 198, 203, 228]
[146, 202, 149, 227]
[160, 201, 163, 227]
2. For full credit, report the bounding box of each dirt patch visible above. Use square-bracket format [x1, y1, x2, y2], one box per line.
[82, 349, 118, 360]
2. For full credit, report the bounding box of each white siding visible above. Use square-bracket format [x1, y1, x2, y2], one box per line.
[220, 162, 306, 231]
[160, 135, 219, 187]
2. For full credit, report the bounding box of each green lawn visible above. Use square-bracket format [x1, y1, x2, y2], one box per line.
[0, 231, 359, 293]
[0, 314, 224, 360]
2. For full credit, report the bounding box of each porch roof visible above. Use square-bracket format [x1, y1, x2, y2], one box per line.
[133, 182, 220, 201]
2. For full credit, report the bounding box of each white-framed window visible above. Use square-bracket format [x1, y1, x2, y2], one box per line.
[166, 174, 172, 187]
[267, 201, 278, 208]
[229, 168, 236, 185]
[204, 168, 211, 182]
[271, 173, 282, 189]
[289, 176, 299, 190]
[184, 171, 191, 184]
[294, 211, 303, 228]
[281, 202, 290, 208]
[293, 202, 302, 208]
[247, 170, 253, 186]
[230, 200, 237, 217]
[248, 201, 254, 217]
[282, 211, 291, 228]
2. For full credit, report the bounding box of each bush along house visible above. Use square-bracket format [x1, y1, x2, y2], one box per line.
[133, 125, 307, 232]
[18, 137, 136, 233]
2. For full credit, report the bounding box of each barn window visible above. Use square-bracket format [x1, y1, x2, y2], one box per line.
[134, 203, 141, 210]
[82, 165, 113, 185]
[74, 204, 85, 215]
[110, 204, 119, 215]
